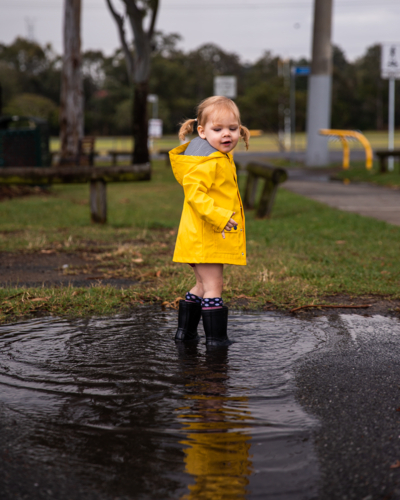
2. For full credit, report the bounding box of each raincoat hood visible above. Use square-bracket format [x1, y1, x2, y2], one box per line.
[169, 142, 233, 186]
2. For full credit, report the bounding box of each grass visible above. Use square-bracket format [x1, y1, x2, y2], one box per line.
[1, 159, 400, 323]
[334, 159, 400, 187]
[50, 130, 400, 155]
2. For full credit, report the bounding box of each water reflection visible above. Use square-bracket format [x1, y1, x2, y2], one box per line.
[176, 344, 252, 499]
[0, 311, 326, 499]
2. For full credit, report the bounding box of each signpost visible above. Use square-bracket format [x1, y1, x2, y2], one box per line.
[214, 76, 237, 99]
[381, 44, 400, 171]
[148, 118, 162, 138]
[290, 66, 310, 161]
[147, 94, 158, 119]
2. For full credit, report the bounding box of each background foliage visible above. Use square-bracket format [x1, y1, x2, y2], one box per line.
[0, 35, 397, 136]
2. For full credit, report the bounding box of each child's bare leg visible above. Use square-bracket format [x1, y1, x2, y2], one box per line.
[194, 264, 223, 309]
[188, 266, 204, 298]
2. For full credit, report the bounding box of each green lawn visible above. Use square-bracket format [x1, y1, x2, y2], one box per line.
[1, 159, 400, 322]
[334, 159, 400, 187]
[50, 130, 400, 156]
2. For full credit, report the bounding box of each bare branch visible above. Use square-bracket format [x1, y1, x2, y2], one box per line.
[105, 0, 134, 81]
[147, 0, 159, 40]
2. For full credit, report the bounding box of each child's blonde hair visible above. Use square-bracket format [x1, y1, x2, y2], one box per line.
[178, 96, 250, 150]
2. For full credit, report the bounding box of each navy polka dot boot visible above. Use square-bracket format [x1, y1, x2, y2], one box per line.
[175, 298, 202, 342]
[201, 305, 233, 347]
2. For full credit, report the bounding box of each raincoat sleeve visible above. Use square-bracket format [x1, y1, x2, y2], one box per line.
[182, 159, 232, 231]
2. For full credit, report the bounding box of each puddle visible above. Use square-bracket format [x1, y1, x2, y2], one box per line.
[0, 310, 329, 499]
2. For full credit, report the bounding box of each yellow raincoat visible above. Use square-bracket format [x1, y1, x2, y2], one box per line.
[170, 142, 246, 266]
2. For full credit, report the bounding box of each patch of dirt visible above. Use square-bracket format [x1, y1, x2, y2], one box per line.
[0, 251, 137, 288]
[288, 294, 400, 318]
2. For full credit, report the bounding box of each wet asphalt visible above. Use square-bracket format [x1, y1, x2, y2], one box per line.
[295, 314, 400, 500]
[1, 312, 400, 499]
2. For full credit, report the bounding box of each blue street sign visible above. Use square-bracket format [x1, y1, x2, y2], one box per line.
[293, 66, 310, 76]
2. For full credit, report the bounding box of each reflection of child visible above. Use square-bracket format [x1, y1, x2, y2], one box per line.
[169, 96, 250, 346]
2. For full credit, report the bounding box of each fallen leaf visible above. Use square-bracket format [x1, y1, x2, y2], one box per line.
[31, 297, 49, 302]
[335, 240, 346, 245]
[40, 249, 56, 254]
[156, 270, 161, 277]
[390, 460, 400, 469]
[236, 294, 253, 299]
[132, 258, 144, 263]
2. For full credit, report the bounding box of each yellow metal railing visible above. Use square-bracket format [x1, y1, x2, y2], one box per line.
[319, 129, 373, 170]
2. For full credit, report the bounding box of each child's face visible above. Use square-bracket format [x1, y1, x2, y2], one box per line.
[197, 111, 240, 154]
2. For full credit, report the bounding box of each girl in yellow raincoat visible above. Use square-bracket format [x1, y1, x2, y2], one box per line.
[169, 96, 250, 346]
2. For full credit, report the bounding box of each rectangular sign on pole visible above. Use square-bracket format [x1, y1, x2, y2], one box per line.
[292, 66, 310, 76]
[381, 44, 400, 171]
[381, 44, 400, 79]
[148, 118, 163, 138]
[214, 76, 237, 98]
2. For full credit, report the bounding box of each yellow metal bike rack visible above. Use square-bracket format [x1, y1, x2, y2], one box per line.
[319, 129, 373, 170]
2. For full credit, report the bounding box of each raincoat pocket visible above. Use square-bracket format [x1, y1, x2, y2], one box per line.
[213, 226, 243, 255]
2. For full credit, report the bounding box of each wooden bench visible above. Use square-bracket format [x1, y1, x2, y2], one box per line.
[0, 164, 151, 223]
[58, 136, 96, 167]
[243, 162, 287, 218]
[375, 149, 400, 173]
[106, 150, 132, 166]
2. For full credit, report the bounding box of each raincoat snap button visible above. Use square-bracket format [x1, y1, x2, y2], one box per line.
[242, 252, 244, 255]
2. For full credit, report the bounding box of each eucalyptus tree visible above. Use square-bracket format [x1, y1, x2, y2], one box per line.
[60, 0, 83, 164]
[105, 0, 159, 164]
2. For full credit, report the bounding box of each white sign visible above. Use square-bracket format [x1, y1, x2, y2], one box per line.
[148, 118, 162, 138]
[381, 44, 400, 79]
[214, 76, 237, 98]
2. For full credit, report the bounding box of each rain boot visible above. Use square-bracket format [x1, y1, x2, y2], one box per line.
[202, 306, 233, 346]
[175, 300, 202, 342]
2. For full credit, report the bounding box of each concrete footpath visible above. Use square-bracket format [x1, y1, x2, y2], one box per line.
[284, 174, 400, 226]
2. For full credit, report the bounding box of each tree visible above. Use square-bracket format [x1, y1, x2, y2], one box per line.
[106, 0, 159, 164]
[60, 0, 83, 164]
[4, 93, 59, 132]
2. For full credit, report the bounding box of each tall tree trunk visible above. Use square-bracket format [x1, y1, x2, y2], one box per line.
[60, 0, 83, 164]
[132, 82, 149, 164]
[106, 0, 159, 166]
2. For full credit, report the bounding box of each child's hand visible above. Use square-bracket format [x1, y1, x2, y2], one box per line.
[222, 213, 238, 239]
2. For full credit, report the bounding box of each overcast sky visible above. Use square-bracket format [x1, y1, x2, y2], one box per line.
[1, 0, 400, 63]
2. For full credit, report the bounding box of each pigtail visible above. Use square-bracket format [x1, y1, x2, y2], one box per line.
[240, 125, 250, 151]
[178, 118, 196, 141]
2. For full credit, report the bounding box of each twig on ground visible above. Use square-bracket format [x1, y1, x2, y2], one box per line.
[290, 303, 372, 313]
[1, 292, 24, 303]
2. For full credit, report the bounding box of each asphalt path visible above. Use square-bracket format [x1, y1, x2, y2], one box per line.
[295, 314, 400, 499]
[284, 178, 400, 226]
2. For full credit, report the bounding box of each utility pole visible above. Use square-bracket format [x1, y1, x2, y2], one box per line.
[60, 0, 83, 164]
[306, 0, 333, 167]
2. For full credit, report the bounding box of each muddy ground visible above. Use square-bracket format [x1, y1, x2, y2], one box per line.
[1, 251, 400, 317]
[0, 251, 137, 289]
